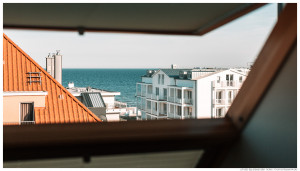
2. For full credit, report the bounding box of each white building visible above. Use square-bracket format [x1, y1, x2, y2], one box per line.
[136, 67, 249, 120]
[67, 82, 130, 122]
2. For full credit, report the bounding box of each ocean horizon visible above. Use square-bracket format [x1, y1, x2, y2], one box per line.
[62, 68, 152, 107]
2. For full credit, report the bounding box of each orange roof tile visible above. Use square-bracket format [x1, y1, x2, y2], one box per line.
[3, 34, 102, 124]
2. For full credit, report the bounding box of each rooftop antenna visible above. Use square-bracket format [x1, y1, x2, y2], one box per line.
[56, 50, 61, 55]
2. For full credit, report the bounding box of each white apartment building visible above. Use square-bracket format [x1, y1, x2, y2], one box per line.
[136, 67, 249, 120]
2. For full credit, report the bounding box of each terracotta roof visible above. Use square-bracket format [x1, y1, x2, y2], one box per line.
[3, 34, 101, 124]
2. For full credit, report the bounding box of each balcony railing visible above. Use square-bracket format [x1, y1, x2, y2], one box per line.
[152, 94, 159, 100]
[115, 101, 127, 108]
[168, 96, 175, 103]
[146, 93, 152, 99]
[21, 121, 35, 125]
[146, 107, 151, 113]
[136, 91, 141, 96]
[213, 81, 243, 88]
[161, 96, 167, 101]
[175, 98, 182, 104]
[184, 98, 192, 104]
[141, 91, 146, 97]
[152, 109, 157, 115]
[213, 99, 226, 105]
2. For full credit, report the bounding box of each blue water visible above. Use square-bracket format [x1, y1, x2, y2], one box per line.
[62, 69, 148, 107]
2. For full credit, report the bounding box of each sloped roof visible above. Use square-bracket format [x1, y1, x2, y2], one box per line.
[3, 34, 101, 124]
[82, 92, 106, 108]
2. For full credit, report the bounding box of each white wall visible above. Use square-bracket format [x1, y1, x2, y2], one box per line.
[221, 45, 297, 168]
[152, 70, 174, 99]
[102, 96, 115, 108]
[196, 70, 246, 119]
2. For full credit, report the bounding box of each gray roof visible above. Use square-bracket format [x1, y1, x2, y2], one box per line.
[82, 92, 106, 108]
[160, 69, 192, 78]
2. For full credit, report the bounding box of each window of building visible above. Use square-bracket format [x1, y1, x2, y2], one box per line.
[177, 89, 182, 99]
[20, 103, 34, 124]
[216, 91, 222, 99]
[158, 74, 161, 84]
[226, 74, 234, 86]
[170, 104, 174, 114]
[217, 76, 221, 83]
[156, 87, 159, 96]
[163, 88, 167, 98]
[239, 76, 243, 83]
[177, 106, 182, 116]
[188, 91, 192, 99]
[162, 75, 164, 84]
[147, 101, 151, 109]
[216, 108, 222, 118]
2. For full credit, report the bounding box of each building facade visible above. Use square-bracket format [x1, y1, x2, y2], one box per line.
[136, 67, 248, 120]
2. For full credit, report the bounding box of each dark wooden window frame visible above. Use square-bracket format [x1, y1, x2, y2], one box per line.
[3, 4, 297, 168]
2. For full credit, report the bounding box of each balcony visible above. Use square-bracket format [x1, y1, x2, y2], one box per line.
[146, 107, 151, 113]
[184, 98, 192, 104]
[136, 91, 141, 96]
[141, 91, 146, 97]
[151, 94, 159, 101]
[146, 93, 152, 99]
[168, 96, 175, 103]
[115, 101, 127, 108]
[152, 108, 157, 115]
[213, 99, 226, 105]
[175, 98, 182, 104]
[213, 81, 243, 89]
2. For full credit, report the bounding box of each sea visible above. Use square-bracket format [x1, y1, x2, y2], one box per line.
[62, 69, 149, 107]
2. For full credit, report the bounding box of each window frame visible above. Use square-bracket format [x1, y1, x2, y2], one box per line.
[3, 4, 296, 168]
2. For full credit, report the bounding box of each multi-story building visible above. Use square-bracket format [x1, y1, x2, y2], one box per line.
[136, 66, 249, 120]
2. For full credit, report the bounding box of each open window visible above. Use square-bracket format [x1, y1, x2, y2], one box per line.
[3, 3, 297, 168]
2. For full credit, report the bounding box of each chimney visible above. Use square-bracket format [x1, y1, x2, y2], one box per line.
[171, 64, 177, 69]
[46, 53, 55, 77]
[45, 50, 63, 84]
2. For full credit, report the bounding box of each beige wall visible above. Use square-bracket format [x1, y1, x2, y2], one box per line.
[3, 95, 46, 124]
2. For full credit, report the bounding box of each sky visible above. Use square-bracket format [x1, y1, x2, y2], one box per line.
[3, 3, 277, 69]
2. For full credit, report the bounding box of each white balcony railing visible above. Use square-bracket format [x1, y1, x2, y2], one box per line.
[115, 101, 127, 108]
[136, 91, 141, 96]
[213, 81, 243, 88]
[141, 91, 146, 97]
[213, 99, 226, 105]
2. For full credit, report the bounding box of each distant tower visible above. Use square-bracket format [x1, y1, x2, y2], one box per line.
[46, 50, 62, 84]
[171, 64, 178, 69]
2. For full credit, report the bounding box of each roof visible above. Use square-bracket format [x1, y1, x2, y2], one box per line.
[3, 34, 101, 124]
[192, 69, 247, 80]
[81, 92, 106, 108]
[160, 69, 192, 78]
[3, 3, 264, 36]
